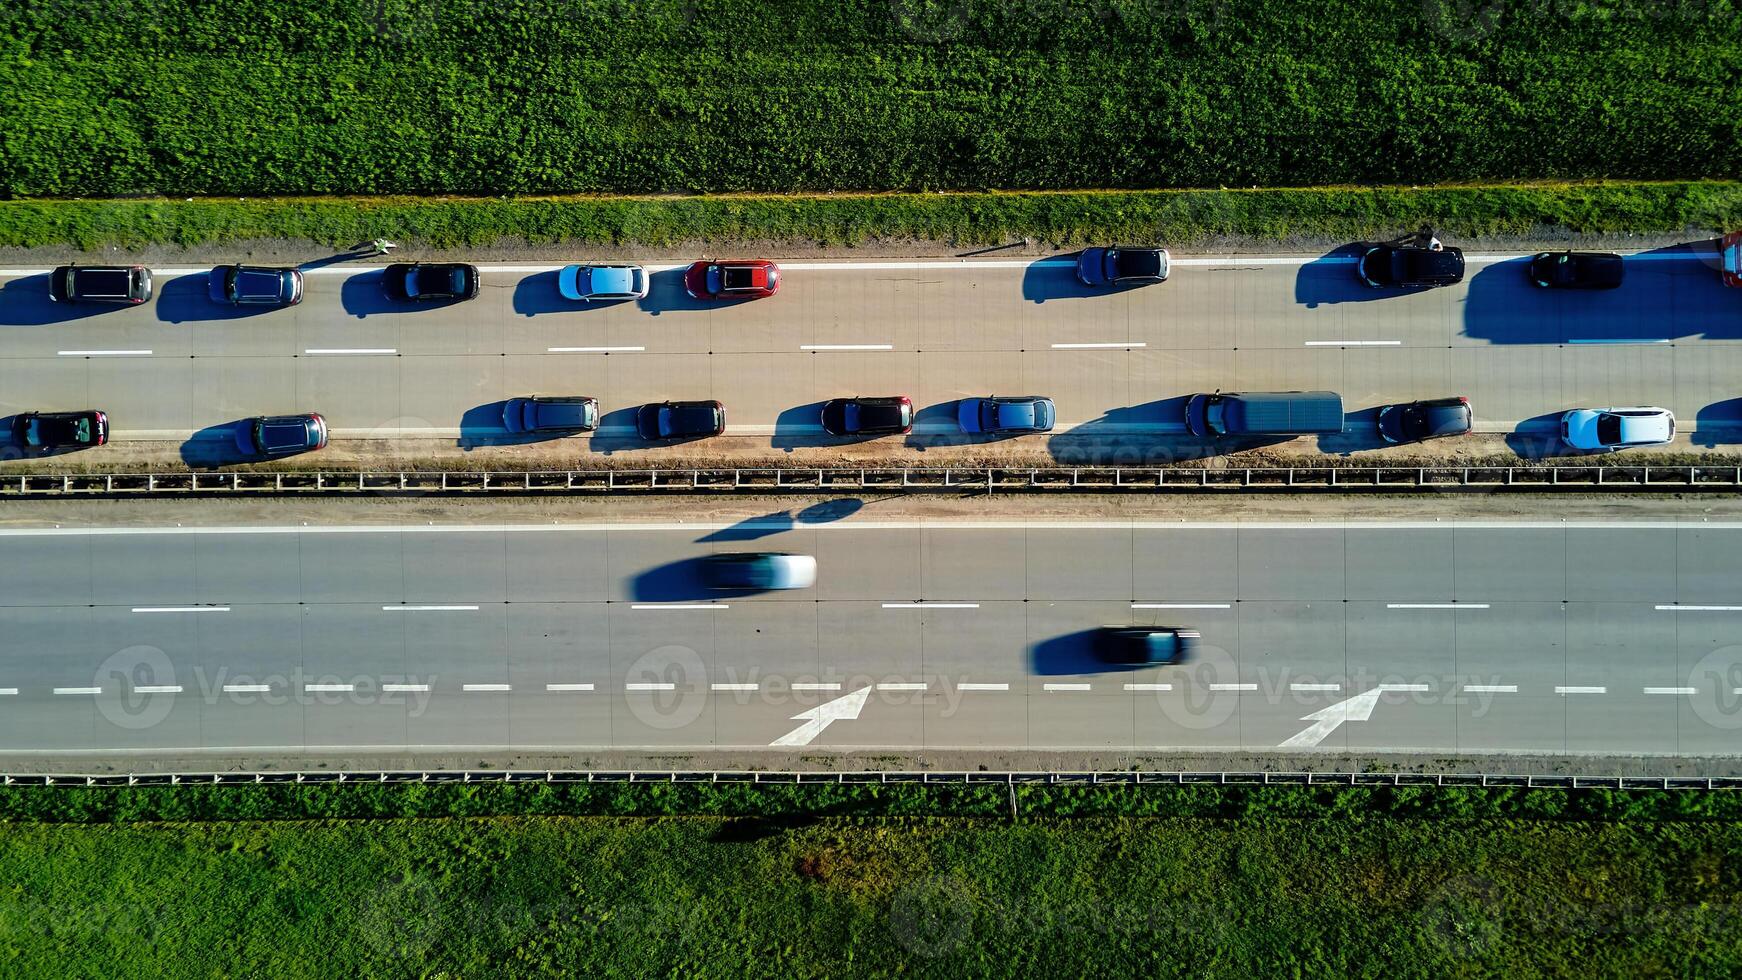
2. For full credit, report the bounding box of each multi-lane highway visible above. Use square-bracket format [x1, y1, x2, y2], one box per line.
[5, 518, 1742, 759]
[0, 247, 1738, 458]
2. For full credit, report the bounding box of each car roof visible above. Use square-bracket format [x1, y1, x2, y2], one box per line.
[588, 266, 636, 294]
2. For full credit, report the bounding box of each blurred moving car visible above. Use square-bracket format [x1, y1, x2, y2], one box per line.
[1357, 233, 1465, 288]
[1184, 390, 1344, 438]
[48, 265, 152, 304]
[636, 400, 725, 441]
[1095, 626, 1199, 665]
[382, 263, 479, 302]
[12, 410, 107, 451]
[701, 553, 818, 590]
[502, 396, 599, 434]
[236, 413, 328, 458]
[559, 263, 648, 302]
[1377, 396, 1473, 443]
[683, 260, 780, 300]
[208, 264, 304, 306]
[820, 395, 913, 436]
[1076, 247, 1170, 287]
[1527, 250, 1624, 289]
[1560, 407, 1674, 451]
[1722, 230, 1741, 287]
[957, 395, 1055, 435]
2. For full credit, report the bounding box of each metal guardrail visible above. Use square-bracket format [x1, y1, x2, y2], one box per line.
[9, 769, 1741, 790]
[3, 464, 1741, 497]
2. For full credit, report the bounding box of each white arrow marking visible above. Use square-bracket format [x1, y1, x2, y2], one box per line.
[1279, 687, 1385, 748]
[770, 685, 874, 747]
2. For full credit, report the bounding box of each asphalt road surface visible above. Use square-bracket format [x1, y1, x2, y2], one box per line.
[6, 518, 1742, 759]
[0, 246, 1739, 464]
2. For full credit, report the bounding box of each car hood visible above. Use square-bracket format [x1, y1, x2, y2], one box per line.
[558, 265, 585, 300]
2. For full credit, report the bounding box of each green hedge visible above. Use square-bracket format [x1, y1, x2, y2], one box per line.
[2, 0, 1738, 196]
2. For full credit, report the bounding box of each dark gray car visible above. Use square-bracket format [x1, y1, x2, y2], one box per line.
[236, 413, 328, 458]
[208, 265, 303, 306]
[1095, 626, 1199, 665]
[1377, 397, 1472, 443]
[503, 396, 599, 434]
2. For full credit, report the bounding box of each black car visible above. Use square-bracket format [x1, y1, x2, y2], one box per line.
[236, 413, 328, 458]
[1357, 241, 1465, 288]
[48, 265, 152, 304]
[503, 396, 599, 434]
[1095, 626, 1199, 665]
[1377, 396, 1473, 444]
[820, 395, 913, 436]
[1076, 247, 1170, 287]
[1528, 250, 1624, 289]
[381, 263, 480, 302]
[208, 264, 304, 306]
[636, 400, 725, 441]
[12, 410, 107, 451]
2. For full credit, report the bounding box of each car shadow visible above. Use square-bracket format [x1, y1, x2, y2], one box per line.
[630, 557, 766, 602]
[770, 401, 830, 452]
[339, 269, 400, 319]
[179, 420, 257, 469]
[1045, 397, 1291, 465]
[0, 274, 114, 325]
[1693, 398, 1742, 447]
[510, 270, 573, 317]
[1315, 406, 1383, 455]
[1030, 629, 1113, 676]
[1504, 412, 1580, 459]
[697, 498, 864, 543]
[299, 248, 373, 271]
[457, 400, 566, 450]
[640, 267, 712, 315]
[1019, 255, 1098, 304]
[1293, 243, 1386, 308]
[155, 273, 278, 324]
[587, 406, 649, 454]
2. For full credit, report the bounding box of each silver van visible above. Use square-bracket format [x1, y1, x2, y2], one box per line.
[1185, 391, 1344, 438]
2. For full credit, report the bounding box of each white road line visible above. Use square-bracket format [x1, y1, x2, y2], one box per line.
[1644, 686, 1697, 695]
[132, 606, 230, 613]
[1209, 683, 1257, 692]
[382, 683, 429, 693]
[132, 685, 182, 694]
[791, 682, 842, 692]
[57, 349, 152, 357]
[626, 682, 675, 692]
[1379, 683, 1432, 692]
[631, 603, 729, 611]
[710, 683, 759, 692]
[875, 682, 928, 691]
[547, 346, 645, 353]
[223, 684, 272, 693]
[1567, 338, 1671, 345]
[1131, 602, 1231, 609]
[882, 602, 979, 609]
[799, 344, 894, 351]
[1656, 605, 1742, 612]
[53, 687, 100, 695]
[1123, 683, 1173, 692]
[1387, 603, 1490, 610]
[1043, 683, 1091, 692]
[463, 683, 512, 692]
[545, 683, 594, 692]
[0, 689, 16, 696]
[381, 605, 479, 612]
[303, 348, 396, 355]
[304, 683, 354, 693]
[957, 682, 1009, 691]
[1303, 340, 1401, 347]
[1051, 342, 1146, 349]
[1290, 683, 1341, 692]
[1463, 684, 1518, 694]
[1555, 686, 1607, 695]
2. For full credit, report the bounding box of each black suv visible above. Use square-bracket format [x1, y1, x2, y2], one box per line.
[1356, 232, 1465, 289]
[48, 265, 152, 304]
[636, 400, 725, 442]
[381, 263, 480, 302]
[820, 396, 913, 436]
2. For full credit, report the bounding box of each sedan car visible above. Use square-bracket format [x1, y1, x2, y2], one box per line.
[559, 263, 648, 302]
[957, 395, 1055, 435]
[1377, 396, 1473, 444]
[701, 553, 818, 591]
[683, 260, 780, 300]
[1076, 247, 1170, 287]
[1357, 241, 1465, 288]
[1095, 626, 1199, 665]
[236, 413, 328, 458]
[820, 395, 913, 436]
[381, 263, 479, 302]
[1560, 407, 1675, 451]
[208, 264, 304, 306]
[502, 396, 599, 434]
[48, 264, 152, 304]
[636, 400, 725, 441]
[1528, 250, 1624, 289]
[12, 410, 107, 451]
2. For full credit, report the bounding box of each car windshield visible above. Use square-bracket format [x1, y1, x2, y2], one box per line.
[843, 403, 861, 430]
[1205, 399, 1228, 435]
[1596, 414, 1623, 445]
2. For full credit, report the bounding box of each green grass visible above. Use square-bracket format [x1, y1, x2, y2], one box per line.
[2, 1, 1738, 197]
[3, 782, 1742, 977]
[4, 181, 1742, 251]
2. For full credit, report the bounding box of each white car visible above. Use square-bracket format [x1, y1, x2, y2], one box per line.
[558, 263, 648, 302]
[1560, 407, 1675, 451]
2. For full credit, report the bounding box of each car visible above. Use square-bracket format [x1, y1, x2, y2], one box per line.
[502, 396, 599, 434]
[381, 263, 479, 302]
[1722, 230, 1741, 288]
[11, 410, 107, 451]
[48, 265, 152, 304]
[1076, 247, 1170, 287]
[701, 553, 818, 591]
[957, 395, 1055, 435]
[236, 413, 328, 458]
[636, 400, 725, 441]
[1560, 407, 1675, 451]
[820, 395, 913, 437]
[682, 260, 780, 300]
[1095, 626, 1199, 665]
[1377, 396, 1473, 444]
[1527, 250, 1624, 289]
[559, 263, 648, 302]
[208, 264, 304, 306]
[1356, 237, 1465, 288]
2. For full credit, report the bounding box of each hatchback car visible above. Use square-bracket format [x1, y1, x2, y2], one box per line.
[1095, 626, 1199, 665]
[683, 260, 780, 300]
[1357, 241, 1465, 288]
[559, 263, 648, 302]
[1560, 407, 1674, 451]
[48, 265, 152, 304]
[12, 410, 107, 451]
[381, 263, 479, 302]
[236, 413, 328, 458]
[958, 395, 1055, 435]
[636, 400, 725, 441]
[1528, 250, 1624, 289]
[1076, 247, 1170, 287]
[502, 396, 599, 434]
[1377, 396, 1473, 443]
[701, 553, 818, 591]
[820, 395, 913, 436]
[208, 264, 304, 306]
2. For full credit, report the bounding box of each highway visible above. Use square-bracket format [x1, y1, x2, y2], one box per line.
[0, 247, 1738, 461]
[4, 518, 1742, 758]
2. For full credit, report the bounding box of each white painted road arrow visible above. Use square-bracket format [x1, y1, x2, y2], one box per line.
[1279, 687, 1386, 748]
[770, 686, 874, 747]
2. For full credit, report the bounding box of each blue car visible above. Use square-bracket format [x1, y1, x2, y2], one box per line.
[958, 395, 1055, 435]
[559, 263, 648, 302]
[208, 265, 303, 306]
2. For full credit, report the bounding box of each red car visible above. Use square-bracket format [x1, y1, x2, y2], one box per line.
[682, 260, 780, 300]
[1723, 230, 1741, 288]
